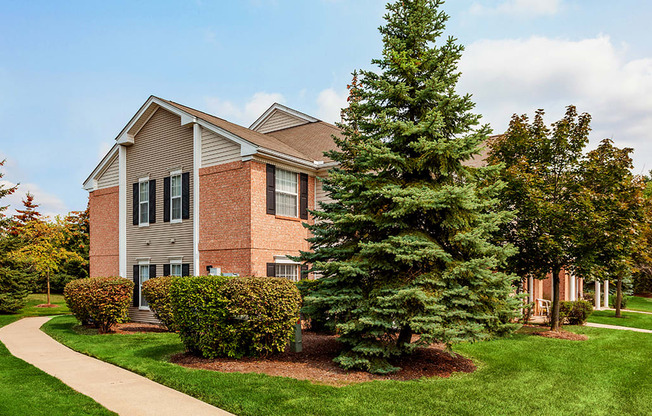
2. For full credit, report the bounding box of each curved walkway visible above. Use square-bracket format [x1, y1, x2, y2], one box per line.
[0, 316, 233, 416]
[584, 322, 652, 333]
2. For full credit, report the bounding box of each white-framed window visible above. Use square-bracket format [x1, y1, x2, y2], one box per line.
[139, 179, 149, 226]
[170, 259, 182, 277]
[275, 168, 298, 217]
[275, 263, 299, 282]
[138, 261, 150, 309]
[170, 171, 182, 222]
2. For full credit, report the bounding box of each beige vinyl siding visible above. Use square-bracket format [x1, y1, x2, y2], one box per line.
[315, 177, 334, 208]
[126, 108, 194, 285]
[256, 110, 309, 133]
[96, 156, 119, 189]
[201, 129, 241, 168]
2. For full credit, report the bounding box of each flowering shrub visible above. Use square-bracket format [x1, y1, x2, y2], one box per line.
[64, 277, 133, 333]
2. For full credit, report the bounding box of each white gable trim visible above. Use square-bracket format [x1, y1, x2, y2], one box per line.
[82, 144, 119, 191]
[249, 103, 318, 131]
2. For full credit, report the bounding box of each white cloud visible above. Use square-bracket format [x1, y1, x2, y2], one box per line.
[470, 0, 562, 17]
[0, 179, 68, 219]
[458, 35, 652, 172]
[315, 88, 347, 124]
[204, 91, 285, 126]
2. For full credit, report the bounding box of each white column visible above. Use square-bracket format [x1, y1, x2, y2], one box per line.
[569, 274, 576, 301]
[118, 145, 127, 278]
[594, 281, 601, 310]
[604, 280, 609, 308]
[193, 122, 202, 276]
[528, 276, 534, 303]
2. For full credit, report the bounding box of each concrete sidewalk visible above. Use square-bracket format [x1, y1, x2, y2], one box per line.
[0, 316, 233, 416]
[585, 322, 652, 333]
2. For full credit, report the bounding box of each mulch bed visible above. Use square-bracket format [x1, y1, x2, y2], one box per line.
[112, 322, 168, 334]
[533, 330, 588, 341]
[170, 332, 476, 386]
[634, 293, 652, 298]
[35, 304, 60, 308]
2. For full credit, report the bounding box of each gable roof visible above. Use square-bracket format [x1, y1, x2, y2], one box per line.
[265, 121, 341, 163]
[249, 103, 318, 132]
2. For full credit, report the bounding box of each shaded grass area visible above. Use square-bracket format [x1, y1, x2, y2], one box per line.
[0, 294, 115, 416]
[588, 310, 652, 330]
[628, 296, 652, 313]
[44, 316, 652, 416]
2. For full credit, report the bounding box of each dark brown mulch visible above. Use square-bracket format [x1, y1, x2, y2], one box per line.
[533, 330, 588, 341]
[35, 304, 59, 308]
[112, 322, 168, 334]
[170, 332, 476, 386]
[634, 292, 652, 298]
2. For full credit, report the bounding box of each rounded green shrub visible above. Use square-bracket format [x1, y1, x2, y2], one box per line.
[142, 276, 178, 331]
[171, 276, 301, 358]
[609, 294, 632, 310]
[559, 300, 594, 325]
[64, 277, 133, 333]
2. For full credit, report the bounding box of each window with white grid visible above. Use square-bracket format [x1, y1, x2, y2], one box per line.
[139, 181, 149, 225]
[275, 168, 298, 217]
[275, 264, 299, 282]
[170, 173, 182, 222]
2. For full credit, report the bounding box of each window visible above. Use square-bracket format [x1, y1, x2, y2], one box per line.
[170, 173, 182, 222]
[275, 168, 298, 217]
[139, 180, 149, 225]
[170, 263, 182, 277]
[275, 264, 299, 282]
[139, 264, 150, 308]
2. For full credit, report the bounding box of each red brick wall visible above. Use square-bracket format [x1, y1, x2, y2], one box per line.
[89, 186, 119, 277]
[198, 160, 316, 277]
[249, 161, 315, 277]
[198, 161, 252, 276]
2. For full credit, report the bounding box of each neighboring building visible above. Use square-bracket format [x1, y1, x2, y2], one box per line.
[84, 96, 339, 322]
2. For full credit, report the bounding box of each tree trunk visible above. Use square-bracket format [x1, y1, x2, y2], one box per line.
[550, 267, 561, 331]
[397, 326, 413, 350]
[46, 271, 51, 306]
[615, 274, 623, 318]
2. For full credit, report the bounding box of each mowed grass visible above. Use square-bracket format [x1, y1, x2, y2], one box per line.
[0, 294, 115, 416]
[628, 296, 652, 313]
[588, 310, 652, 331]
[44, 316, 652, 416]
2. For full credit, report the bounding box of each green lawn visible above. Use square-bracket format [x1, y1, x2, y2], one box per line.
[43, 316, 652, 416]
[628, 296, 652, 313]
[0, 294, 115, 416]
[588, 310, 652, 331]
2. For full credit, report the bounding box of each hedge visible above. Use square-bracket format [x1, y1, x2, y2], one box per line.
[171, 276, 301, 358]
[559, 300, 594, 326]
[142, 276, 178, 331]
[64, 277, 133, 333]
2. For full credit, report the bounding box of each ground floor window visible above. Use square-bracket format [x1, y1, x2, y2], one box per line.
[170, 263, 182, 277]
[275, 263, 299, 282]
[139, 264, 150, 308]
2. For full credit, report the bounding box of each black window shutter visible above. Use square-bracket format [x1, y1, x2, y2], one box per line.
[182, 172, 190, 220]
[163, 264, 170, 277]
[149, 264, 156, 279]
[267, 263, 276, 277]
[149, 180, 156, 224]
[163, 176, 170, 222]
[132, 265, 139, 307]
[182, 263, 190, 276]
[266, 164, 276, 215]
[299, 173, 308, 220]
[301, 264, 309, 279]
[132, 183, 139, 225]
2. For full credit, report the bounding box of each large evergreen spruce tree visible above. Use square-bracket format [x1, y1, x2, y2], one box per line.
[300, 0, 520, 373]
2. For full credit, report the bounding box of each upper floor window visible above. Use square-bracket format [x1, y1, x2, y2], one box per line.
[170, 173, 182, 222]
[139, 180, 149, 225]
[275, 168, 298, 217]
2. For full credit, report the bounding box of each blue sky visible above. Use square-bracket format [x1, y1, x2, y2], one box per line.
[1, 0, 651, 217]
